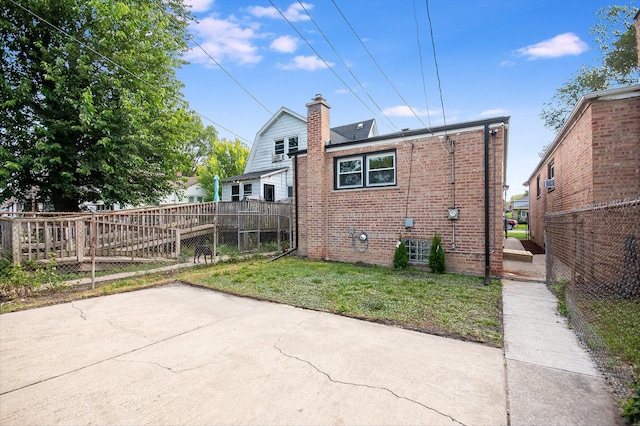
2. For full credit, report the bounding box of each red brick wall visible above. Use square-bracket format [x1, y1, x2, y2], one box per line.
[591, 97, 640, 201]
[295, 121, 506, 277]
[528, 93, 640, 248]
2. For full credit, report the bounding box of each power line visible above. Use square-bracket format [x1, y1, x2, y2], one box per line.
[413, 0, 432, 129]
[189, 36, 273, 117]
[267, 0, 394, 131]
[5, 0, 251, 145]
[295, 1, 398, 132]
[425, 0, 449, 130]
[329, 0, 428, 128]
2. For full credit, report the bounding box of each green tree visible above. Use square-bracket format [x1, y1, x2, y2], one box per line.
[197, 139, 250, 201]
[183, 117, 218, 176]
[1, 0, 196, 211]
[540, 5, 639, 134]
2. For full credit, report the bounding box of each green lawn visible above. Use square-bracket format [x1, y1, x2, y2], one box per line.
[1, 256, 503, 348]
[505, 227, 529, 240]
[178, 257, 503, 347]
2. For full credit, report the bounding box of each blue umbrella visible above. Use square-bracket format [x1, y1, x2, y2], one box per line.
[213, 175, 220, 201]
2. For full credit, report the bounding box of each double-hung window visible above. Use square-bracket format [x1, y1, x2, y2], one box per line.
[288, 136, 298, 153]
[243, 183, 252, 199]
[335, 150, 396, 190]
[274, 139, 285, 155]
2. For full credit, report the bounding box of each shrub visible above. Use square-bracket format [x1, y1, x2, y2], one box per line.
[428, 232, 446, 274]
[622, 373, 640, 425]
[393, 240, 409, 269]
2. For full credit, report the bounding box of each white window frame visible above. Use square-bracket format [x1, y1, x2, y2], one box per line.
[288, 136, 298, 153]
[243, 183, 253, 199]
[366, 153, 396, 187]
[335, 150, 396, 190]
[336, 157, 363, 189]
[274, 139, 284, 155]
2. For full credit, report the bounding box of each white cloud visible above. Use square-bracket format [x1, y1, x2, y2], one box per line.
[517, 32, 589, 59]
[186, 16, 262, 66]
[500, 60, 515, 67]
[246, 2, 312, 22]
[479, 108, 509, 117]
[383, 105, 432, 117]
[184, 0, 215, 13]
[270, 35, 298, 53]
[278, 55, 332, 71]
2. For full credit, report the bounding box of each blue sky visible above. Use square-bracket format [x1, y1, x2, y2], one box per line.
[177, 0, 618, 199]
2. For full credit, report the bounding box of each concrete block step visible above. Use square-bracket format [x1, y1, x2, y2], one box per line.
[504, 248, 533, 263]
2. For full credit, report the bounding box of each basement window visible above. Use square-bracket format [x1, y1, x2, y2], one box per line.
[403, 238, 431, 264]
[335, 150, 396, 190]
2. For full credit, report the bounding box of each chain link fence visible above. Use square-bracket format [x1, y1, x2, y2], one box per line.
[0, 201, 292, 300]
[546, 198, 640, 400]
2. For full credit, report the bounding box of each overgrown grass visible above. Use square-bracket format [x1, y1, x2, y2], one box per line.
[584, 298, 640, 367]
[178, 257, 503, 346]
[1, 256, 503, 347]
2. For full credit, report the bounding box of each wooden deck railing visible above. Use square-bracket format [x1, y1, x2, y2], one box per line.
[0, 201, 291, 264]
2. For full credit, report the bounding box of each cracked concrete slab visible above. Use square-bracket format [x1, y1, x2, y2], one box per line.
[1, 283, 507, 425]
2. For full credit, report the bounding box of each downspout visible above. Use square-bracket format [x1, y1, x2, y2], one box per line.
[294, 153, 299, 249]
[484, 124, 491, 286]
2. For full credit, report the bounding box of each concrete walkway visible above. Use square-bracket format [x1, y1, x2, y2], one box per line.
[501, 238, 622, 425]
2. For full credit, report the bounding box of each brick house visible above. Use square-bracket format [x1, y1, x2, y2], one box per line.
[526, 84, 640, 248]
[292, 94, 508, 278]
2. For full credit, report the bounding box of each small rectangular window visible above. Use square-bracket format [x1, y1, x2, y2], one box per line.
[243, 183, 252, 199]
[403, 238, 431, 264]
[367, 154, 395, 186]
[231, 185, 240, 201]
[287, 186, 293, 198]
[536, 175, 541, 198]
[274, 139, 284, 155]
[288, 136, 298, 153]
[337, 157, 363, 189]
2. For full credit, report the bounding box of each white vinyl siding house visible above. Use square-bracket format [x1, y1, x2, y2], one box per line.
[221, 105, 377, 202]
[222, 107, 306, 202]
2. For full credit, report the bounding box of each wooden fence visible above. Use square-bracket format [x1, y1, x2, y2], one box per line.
[0, 201, 292, 265]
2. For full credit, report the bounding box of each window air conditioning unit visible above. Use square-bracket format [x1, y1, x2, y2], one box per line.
[272, 153, 285, 162]
[543, 178, 555, 189]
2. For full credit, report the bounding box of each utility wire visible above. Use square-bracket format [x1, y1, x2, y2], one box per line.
[425, 0, 448, 130]
[329, 0, 428, 129]
[6, 0, 251, 145]
[267, 0, 391, 131]
[413, 0, 432, 129]
[189, 36, 273, 117]
[295, 1, 398, 132]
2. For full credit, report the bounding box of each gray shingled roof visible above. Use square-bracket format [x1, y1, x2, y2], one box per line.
[221, 167, 288, 183]
[330, 119, 376, 144]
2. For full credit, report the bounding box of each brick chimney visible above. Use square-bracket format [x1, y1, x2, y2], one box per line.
[305, 94, 331, 259]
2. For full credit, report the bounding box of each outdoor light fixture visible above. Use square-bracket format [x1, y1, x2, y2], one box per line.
[448, 208, 459, 220]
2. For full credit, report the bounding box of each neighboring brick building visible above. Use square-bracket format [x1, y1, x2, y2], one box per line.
[292, 94, 508, 278]
[526, 85, 640, 248]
